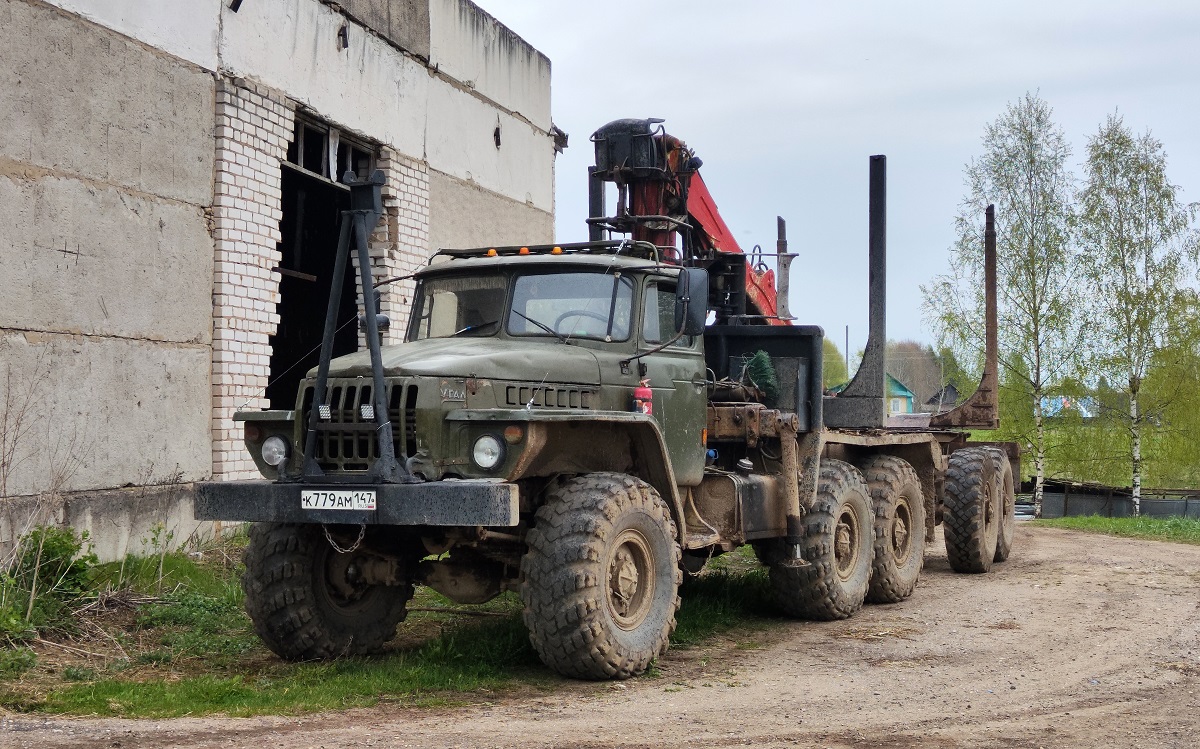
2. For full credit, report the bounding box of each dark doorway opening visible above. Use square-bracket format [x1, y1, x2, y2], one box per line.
[267, 165, 357, 408]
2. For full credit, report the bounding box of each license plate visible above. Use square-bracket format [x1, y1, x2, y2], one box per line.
[300, 489, 376, 511]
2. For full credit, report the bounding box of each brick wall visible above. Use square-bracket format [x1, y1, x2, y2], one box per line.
[210, 82, 432, 478]
[211, 79, 294, 479]
[375, 147, 430, 344]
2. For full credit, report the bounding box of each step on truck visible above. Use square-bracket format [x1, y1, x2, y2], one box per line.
[196, 118, 1018, 680]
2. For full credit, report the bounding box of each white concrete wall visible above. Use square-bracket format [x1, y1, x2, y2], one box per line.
[0, 0, 216, 500]
[39, 0, 221, 71]
[424, 77, 554, 211]
[32, 0, 555, 215]
[219, 0, 554, 212]
[218, 0, 430, 158]
[429, 0, 551, 129]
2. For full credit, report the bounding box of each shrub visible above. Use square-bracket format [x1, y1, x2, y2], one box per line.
[0, 525, 97, 639]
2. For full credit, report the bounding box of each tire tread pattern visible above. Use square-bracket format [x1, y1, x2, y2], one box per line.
[861, 455, 926, 603]
[769, 459, 873, 621]
[242, 523, 412, 661]
[520, 473, 681, 680]
[943, 448, 999, 574]
[992, 451, 1017, 562]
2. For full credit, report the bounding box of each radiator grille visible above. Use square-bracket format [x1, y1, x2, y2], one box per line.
[504, 384, 595, 409]
[299, 379, 418, 472]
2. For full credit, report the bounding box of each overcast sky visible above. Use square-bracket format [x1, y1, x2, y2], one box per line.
[476, 0, 1200, 355]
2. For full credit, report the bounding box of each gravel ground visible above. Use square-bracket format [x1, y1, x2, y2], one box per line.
[3, 524, 1198, 749]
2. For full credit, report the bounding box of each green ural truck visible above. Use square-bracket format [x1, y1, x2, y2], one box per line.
[196, 118, 1017, 680]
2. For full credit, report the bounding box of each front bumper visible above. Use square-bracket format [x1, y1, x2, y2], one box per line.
[194, 479, 519, 527]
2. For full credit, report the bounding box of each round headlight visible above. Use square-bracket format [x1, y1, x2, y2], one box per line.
[261, 435, 289, 467]
[472, 434, 505, 471]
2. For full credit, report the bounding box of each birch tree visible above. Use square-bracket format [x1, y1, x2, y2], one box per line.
[822, 338, 848, 389]
[1078, 113, 1198, 513]
[923, 93, 1079, 515]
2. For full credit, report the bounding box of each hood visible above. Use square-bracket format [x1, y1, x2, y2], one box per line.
[314, 337, 603, 385]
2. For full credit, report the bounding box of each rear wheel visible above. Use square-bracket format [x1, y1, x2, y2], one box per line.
[242, 523, 413, 660]
[521, 473, 681, 680]
[769, 459, 873, 620]
[860, 455, 926, 603]
[943, 448, 1000, 573]
[992, 451, 1016, 562]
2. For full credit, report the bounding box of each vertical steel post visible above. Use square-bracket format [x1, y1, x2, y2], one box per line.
[930, 204, 1000, 429]
[588, 166, 605, 242]
[775, 216, 795, 320]
[822, 155, 887, 428]
[300, 216, 354, 478]
[300, 170, 416, 483]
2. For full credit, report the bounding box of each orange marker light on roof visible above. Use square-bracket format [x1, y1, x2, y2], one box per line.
[519, 247, 530, 255]
[551, 246, 563, 255]
[486, 248, 498, 257]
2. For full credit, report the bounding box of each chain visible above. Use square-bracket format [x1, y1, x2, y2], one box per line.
[323, 523, 366, 554]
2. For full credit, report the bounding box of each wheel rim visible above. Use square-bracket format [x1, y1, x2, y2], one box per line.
[316, 546, 376, 617]
[892, 497, 913, 565]
[835, 506, 861, 581]
[607, 528, 655, 630]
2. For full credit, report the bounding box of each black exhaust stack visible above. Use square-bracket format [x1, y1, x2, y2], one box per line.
[823, 155, 888, 429]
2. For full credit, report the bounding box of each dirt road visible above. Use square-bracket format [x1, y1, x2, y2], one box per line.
[3, 525, 1198, 749]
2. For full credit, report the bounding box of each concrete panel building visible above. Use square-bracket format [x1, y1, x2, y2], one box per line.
[0, 0, 556, 559]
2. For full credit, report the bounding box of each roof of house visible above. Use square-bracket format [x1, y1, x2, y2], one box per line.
[923, 383, 960, 409]
[828, 373, 915, 398]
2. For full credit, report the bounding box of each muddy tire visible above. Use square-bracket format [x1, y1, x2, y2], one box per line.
[769, 459, 873, 620]
[943, 448, 1001, 573]
[860, 455, 926, 603]
[521, 473, 681, 680]
[242, 523, 413, 660]
[992, 450, 1017, 562]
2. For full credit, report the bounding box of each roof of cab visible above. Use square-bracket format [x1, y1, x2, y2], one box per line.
[415, 240, 679, 278]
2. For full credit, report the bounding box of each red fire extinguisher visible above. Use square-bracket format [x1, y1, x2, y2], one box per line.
[632, 379, 653, 415]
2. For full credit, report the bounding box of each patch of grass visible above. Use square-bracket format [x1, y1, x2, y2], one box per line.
[1035, 515, 1200, 545]
[32, 608, 542, 717]
[62, 666, 94, 682]
[0, 647, 36, 677]
[673, 566, 773, 647]
[0, 526, 97, 641]
[3, 530, 782, 718]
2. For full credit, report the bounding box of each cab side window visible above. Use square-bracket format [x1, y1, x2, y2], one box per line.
[642, 281, 692, 347]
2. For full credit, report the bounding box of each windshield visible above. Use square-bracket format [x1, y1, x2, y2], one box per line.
[508, 271, 634, 342]
[408, 274, 507, 340]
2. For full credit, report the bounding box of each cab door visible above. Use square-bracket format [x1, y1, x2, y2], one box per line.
[638, 278, 707, 485]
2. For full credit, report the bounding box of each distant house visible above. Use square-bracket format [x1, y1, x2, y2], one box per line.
[886, 374, 916, 415]
[829, 373, 916, 415]
[923, 383, 961, 414]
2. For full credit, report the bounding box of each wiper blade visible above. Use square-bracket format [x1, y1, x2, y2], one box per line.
[511, 310, 568, 343]
[452, 320, 499, 336]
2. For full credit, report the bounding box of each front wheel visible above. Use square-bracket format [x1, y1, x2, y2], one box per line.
[521, 473, 681, 680]
[770, 459, 873, 620]
[242, 523, 414, 660]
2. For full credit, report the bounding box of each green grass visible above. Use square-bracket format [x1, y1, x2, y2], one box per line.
[673, 548, 774, 647]
[1035, 515, 1200, 545]
[27, 611, 543, 717]
[2, 535, 779, 718]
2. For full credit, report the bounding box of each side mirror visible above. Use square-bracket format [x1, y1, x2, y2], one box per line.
[674, 268, 709, 337]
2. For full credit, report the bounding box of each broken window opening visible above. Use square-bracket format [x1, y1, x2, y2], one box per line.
[269, 115, 381, 408]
